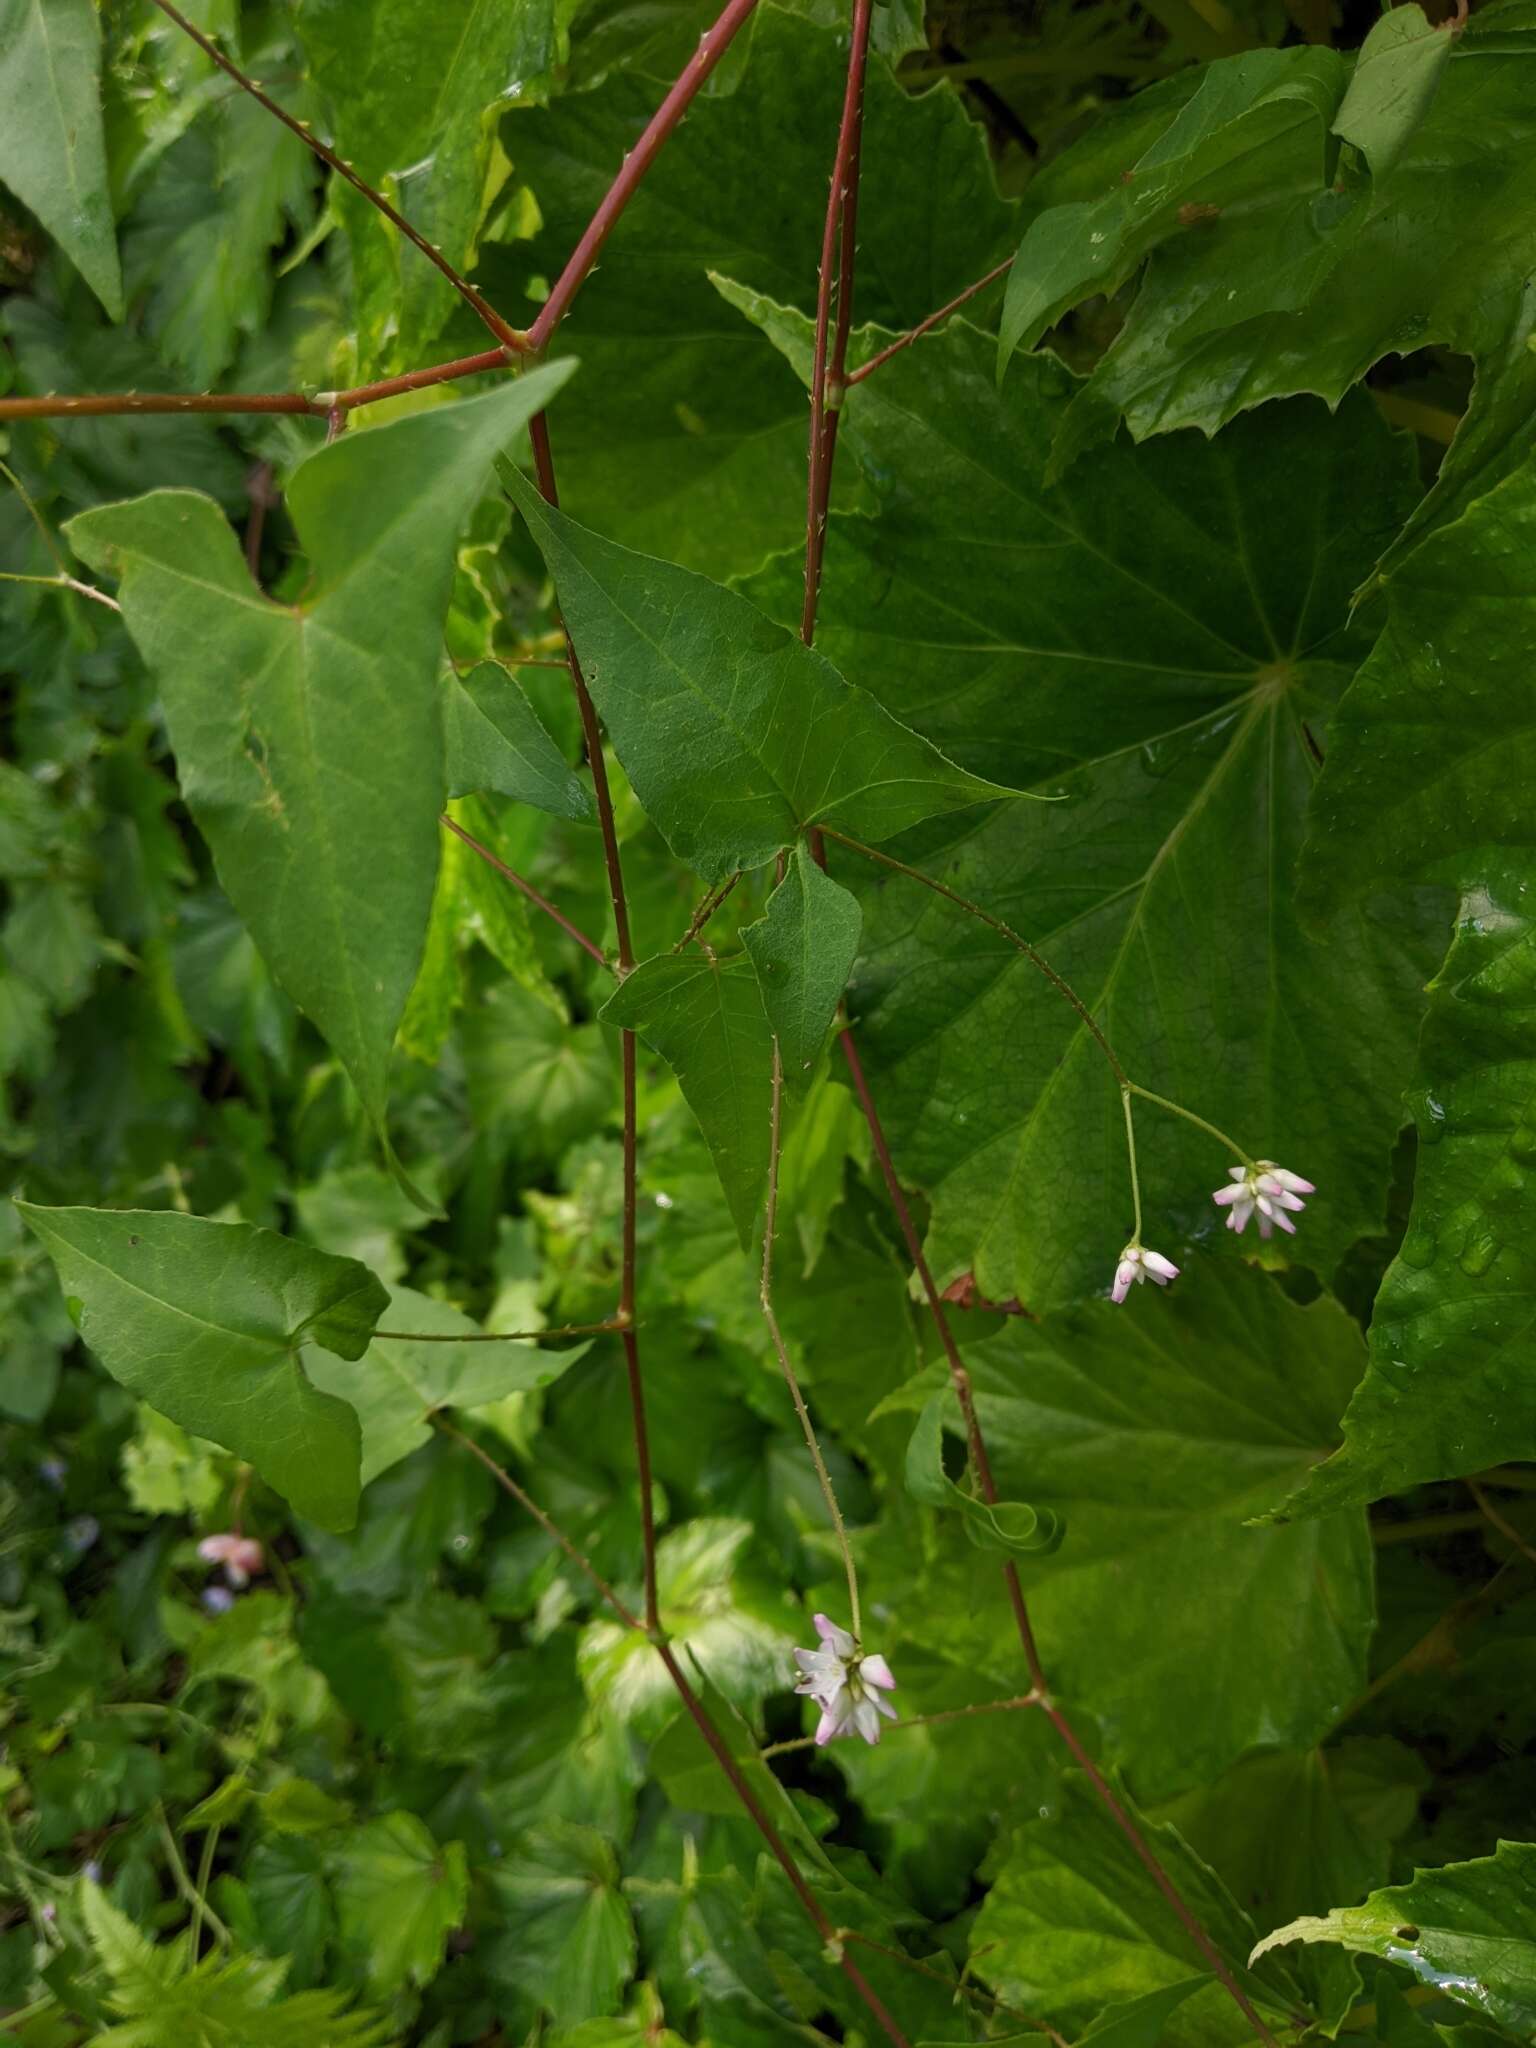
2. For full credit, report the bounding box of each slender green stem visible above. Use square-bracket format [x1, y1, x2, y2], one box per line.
[761, 1690, 1040, 1756]
[155, 1805, 233, 1949]
[1120, 1086, 1144, 1244]
[761, 1037, 862, 1637]
[818, 825, 1130, 1088]
[1127, 1083, 1255, 1168]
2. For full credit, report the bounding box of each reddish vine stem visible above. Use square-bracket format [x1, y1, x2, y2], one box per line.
[148, 0, 523, 349]
[440, 1422, 911, 2046]
[801, 0, 874, 642]
[524, 408, 658, 1635]
[526, 0, 764, 349]
[442, 814, 611, 971]
[844, 256, 1014, 387]
[797, 24, 1279, 2047]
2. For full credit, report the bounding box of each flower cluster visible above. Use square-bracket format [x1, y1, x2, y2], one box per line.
[197, 1532, 264, 1588]
[1110, 1160, 1314, 1302]
[792, 1613, 897, 1745]
[1213, 1161, 1315, 1238]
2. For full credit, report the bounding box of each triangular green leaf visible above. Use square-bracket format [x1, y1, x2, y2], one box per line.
[602, 955, 772, 1246]
[504, 461, 1006, 883]
[0, 0, 123, 316]
[741, 842, 860, 1086]
[1332, 4, 1455, 181]
[66, 370, 574, 1188]
[307, 1283, 588, 1485]
[444, 660, 593, 822]
[14, 1204, 385, 1530]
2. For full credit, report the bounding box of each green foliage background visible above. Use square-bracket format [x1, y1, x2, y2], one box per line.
[2, 0, 1536, 2041]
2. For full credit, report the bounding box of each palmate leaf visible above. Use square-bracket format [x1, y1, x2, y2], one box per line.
[1252, 1841, 1536, 2037]
[1283, 459, 1536, 1514]
[66, 371, 573, 1189]
[972, 1775, 1300, 2048]
[998, 1, 1536, 571]
[15, 1205, 384, 1531]
[482, 3, 1015, 575]
[0, 0, 122, 316]
[737, 308, 1435, 1313]
[886, 1259, 1371, 1797]
[504, 464, 1004, 883]
[332, 1812, 468, 1998]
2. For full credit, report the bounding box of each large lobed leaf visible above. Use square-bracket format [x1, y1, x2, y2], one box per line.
[997, 2, 1536, 571]
[66, 371, 572, 1184]
[1253, 1840, 1536, 2037]
[1285, 458, 1536, 1512]
[737, 308, 1436, 1312]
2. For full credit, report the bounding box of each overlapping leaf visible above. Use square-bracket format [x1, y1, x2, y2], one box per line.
[738, 311, 1435, 1311]
[997, 2, 1536, 570]
[506, 465, 1004, 885]
[888, 1260, 1371, 1796]
[1253, 1842, 1536, 2036]
[1284, 460, 1536, 1513]
[66, 372, 572, 1181]
[486, 3, 1014, 574]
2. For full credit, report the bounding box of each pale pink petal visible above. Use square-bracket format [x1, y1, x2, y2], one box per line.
[860, 1654, 896, 1691]
[1256, 1213, 1274, 1238]
[1228, 1166, 1247, 1182]
[814, 1613, 856, 1658]
[228, 1538, 263, 1578]
[1266, 1165, 1315, 1195]
[1141, 1251, 1179, 1282]
[815, 1705, 843, 1745]
[1212, 1184, 1245, 1207]
[198, 1534, 240, 1564]
[1111, 1257, 1137, 1303]
[852, 1697, 883, 1745]
[873, 1692, 898, 1721]
[1270, 1208, 1297, 1235]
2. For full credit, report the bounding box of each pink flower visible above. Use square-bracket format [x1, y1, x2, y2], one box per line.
[1213, 1161, 1315, 1239]
[1110, 1244, 1179, 1303]
[792, 1613, 898, 1746]
[197, 1533, 265, 1588]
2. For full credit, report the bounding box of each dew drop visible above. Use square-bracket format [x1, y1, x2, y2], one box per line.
[1457, 1229, 1500, 1277]
[1413, 1090, 1447, 1143]
[1397, 1226, 1437, 1270]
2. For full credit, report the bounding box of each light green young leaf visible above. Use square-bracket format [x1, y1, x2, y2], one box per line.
[1252, 1843, 1536, 2037]
[444, 661, 593, 822]
[998, 47, 1344, 371]
[904, 1393, 1063, 1557]
[66, 371, 573, 1190]
[333, 1812, 468, 1997]
[1332, 4, 1455, 180]
[601, 954, 772, 1246]
[306, 1283, 586, 1485]
[295, 0, 565, 365]
[15, 1204, 384, 1531]
[741, 843, 860, 1088]
[120, 1405, 226, 1518]
[0, 0, 123, 316]
[504, 462, 1006, 883]
[486, 1821, 637, 2028]
[1286, 460, 1536, 1513]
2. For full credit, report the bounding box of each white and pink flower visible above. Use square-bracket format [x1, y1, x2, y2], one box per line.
[1213, 1162, 1315, 1238]
[1110, 1244, 1179, 1303]
[197, 1532, 265, 1588]
[792, 1613, 897, 1746]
